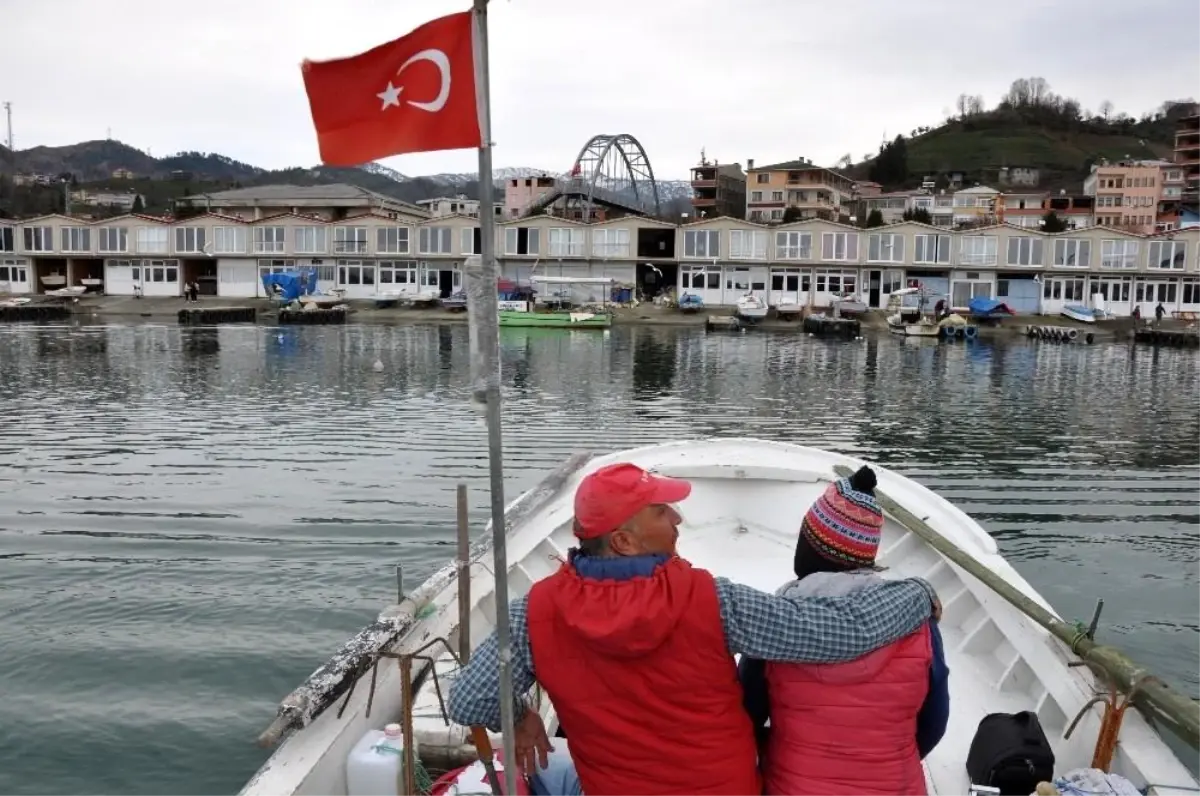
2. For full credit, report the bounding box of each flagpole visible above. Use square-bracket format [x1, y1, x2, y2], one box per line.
[469, 2, 520, 795]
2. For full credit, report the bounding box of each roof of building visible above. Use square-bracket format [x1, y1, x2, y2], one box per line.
[183, 183, 426, 213]
[750, 160, 852, 179]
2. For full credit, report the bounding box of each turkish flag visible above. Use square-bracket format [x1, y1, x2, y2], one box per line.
[300, 11, 482, 166]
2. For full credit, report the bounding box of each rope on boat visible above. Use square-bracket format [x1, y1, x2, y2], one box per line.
[832, 465, 1200, 751]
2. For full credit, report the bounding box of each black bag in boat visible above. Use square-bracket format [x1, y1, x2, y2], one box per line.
[966, 711, 1056, 796]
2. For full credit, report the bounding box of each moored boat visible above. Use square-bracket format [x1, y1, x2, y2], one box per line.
[1062, 304, 1104, 323]
[240, 439, 1200, 796]
[734, 292, 768, 322]
[677, 292, 704, 313]
[831, 293, 867, 317]
[497, 310, 611, 328]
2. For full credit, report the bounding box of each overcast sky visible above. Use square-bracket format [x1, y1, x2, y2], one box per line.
[3, 0, 1198, 180]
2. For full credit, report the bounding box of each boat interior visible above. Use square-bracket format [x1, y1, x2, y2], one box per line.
[241, 440, 1198, 796]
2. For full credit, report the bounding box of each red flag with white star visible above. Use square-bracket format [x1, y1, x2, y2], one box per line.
[300, 10, 481, 165]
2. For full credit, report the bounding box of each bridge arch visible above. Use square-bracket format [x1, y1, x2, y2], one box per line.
[568, 133, 662, 218]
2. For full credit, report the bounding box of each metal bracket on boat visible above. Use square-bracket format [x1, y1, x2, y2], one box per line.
[1085, 598, 1104, 641]
[372, 637, 462, 796]
[1065, 658, 1157, 772]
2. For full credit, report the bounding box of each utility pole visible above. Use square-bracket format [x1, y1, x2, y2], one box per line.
[2, 101, 12, 152]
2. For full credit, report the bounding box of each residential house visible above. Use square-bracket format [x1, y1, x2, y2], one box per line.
[417, 196, 504, 220]
[997, 191, 1049, 228]
[951, 186, 1000, 227]
[744, 160, 858, 223]
[863, 192, 914, 225]
[1044, 194, 1094, 230]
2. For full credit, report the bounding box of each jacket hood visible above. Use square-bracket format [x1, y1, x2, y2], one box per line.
[547, 553, 694, 658]
[777, 569, 901, 684]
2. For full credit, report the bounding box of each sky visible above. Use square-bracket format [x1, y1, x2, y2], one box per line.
[3, 0, 1198, 180]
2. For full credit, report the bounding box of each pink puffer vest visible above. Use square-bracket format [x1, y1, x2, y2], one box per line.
[763, 573, 932, 796]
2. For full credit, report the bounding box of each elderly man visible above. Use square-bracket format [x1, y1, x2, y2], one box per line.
[448, 462, 939, 795]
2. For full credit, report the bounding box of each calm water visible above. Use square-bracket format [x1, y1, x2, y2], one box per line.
[1, 323, 1197, 794]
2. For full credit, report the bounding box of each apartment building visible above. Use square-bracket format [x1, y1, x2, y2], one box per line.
[951, 186, 1000, 226]
[1082, 160, 1170, 234]
[417, 196, 504, 220]
[744, 159, 858, 223]
[1175, 107, 1199, 228]
[689, 156, 747, 219]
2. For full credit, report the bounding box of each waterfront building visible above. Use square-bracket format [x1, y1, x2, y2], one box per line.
[1, 185, 1197, 319]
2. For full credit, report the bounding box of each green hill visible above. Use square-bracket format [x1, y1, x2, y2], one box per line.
[851, 83, 1192, 191]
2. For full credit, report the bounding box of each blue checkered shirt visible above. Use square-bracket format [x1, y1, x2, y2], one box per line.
[446, 575, 936, 731]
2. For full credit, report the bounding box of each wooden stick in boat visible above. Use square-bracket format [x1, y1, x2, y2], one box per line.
[457, 484, 472, 665]
[254, 452, 595, 748]
[833, 465, 1200, 750]
[470, 726, 504, 796]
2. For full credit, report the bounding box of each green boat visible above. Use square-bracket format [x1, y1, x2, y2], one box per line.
[498, 310, 612, 328]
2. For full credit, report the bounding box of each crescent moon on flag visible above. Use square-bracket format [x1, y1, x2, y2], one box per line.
[396, 49, 451, 113]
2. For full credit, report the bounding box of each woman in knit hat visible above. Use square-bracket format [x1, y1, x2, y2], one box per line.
[738, 465, 950, 796]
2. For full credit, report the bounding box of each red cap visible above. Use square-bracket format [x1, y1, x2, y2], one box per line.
[573, 463, 692, 539]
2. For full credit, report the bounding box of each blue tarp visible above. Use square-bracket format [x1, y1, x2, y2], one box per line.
[262, 269, 318, 302]
[968, 297, 1015, 317]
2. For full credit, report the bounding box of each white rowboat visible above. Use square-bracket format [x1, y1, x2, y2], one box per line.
[241, 439, 1198, 796]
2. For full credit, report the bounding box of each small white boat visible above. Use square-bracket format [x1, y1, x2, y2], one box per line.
[831, 293, 867, 317]
[774, 298, 802, 320]
[241, 439, 1198, 796]
[45, 285, 87, 297]
[40, 274, 67, 288]
[735, 292, 768, 322]
[1062, 305, 1105, 323]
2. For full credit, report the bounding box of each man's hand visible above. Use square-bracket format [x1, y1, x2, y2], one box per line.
[514, 707, 554, 774]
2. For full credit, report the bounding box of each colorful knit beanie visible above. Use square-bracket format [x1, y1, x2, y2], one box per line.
[793, 465, 884, 578]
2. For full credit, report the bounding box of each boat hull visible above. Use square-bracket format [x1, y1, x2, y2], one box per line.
[497, 310, 611, 328]
[1061, 305, 1097, 324]
[241, 439, 1198, 796]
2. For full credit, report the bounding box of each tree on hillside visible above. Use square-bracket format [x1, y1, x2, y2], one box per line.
[902, 207, 932, 224]
[1041, 211, 1067, 233]
[864, 209, 885, 228]
[868, 135, 908, 188]
[131, 195, 144, 213]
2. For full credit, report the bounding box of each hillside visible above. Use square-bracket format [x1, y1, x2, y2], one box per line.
[850, 79, 1192, 191]
[0, 139, 694, 219]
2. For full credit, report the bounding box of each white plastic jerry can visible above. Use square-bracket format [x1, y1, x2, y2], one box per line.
[346, 723, 418, 796]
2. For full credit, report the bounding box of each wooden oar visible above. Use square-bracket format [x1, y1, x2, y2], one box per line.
[470, 726, 504, 796]
[833, 464, 1200, 749]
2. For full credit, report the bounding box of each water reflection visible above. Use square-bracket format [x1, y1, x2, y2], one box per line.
[0, 321, 1196, 795]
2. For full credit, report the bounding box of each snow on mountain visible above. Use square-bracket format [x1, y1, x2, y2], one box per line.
[360, 163, 694, 201]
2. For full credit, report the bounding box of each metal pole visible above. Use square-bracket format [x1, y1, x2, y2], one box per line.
[470, 3, 519, 795]
[456, 483, 472, 663]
